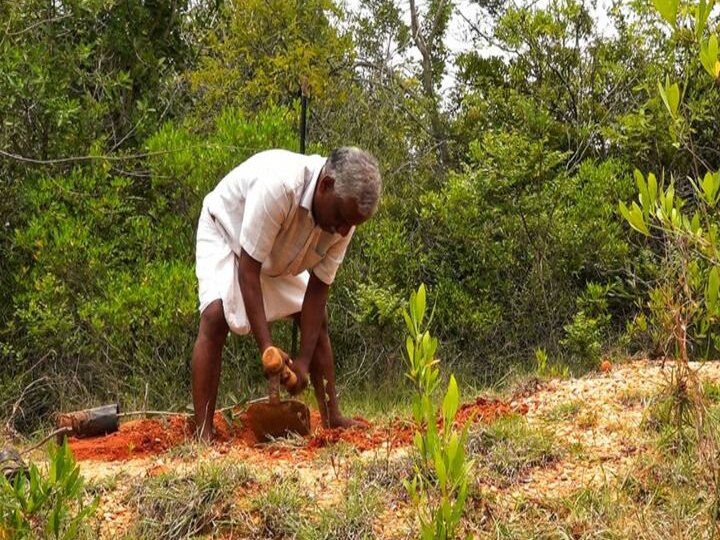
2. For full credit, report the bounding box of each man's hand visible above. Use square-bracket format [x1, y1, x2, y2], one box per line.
[261, 346, 289, 376]
[286, 355, 310, 395]
[262, 347, 300, 393]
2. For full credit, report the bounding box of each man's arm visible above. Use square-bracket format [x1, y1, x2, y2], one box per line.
[296, 272, 330, 366]
[238, 248, 273, 353]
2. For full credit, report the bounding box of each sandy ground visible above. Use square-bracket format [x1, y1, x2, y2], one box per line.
[40, 358, 720, 538]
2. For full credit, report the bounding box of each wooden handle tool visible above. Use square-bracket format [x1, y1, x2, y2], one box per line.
[262, 347, 298, 393]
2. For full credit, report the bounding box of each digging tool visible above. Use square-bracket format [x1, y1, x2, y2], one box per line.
[245, 347, 311, 443]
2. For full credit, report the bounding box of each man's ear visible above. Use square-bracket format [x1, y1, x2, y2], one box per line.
[319, 175, 335, 193]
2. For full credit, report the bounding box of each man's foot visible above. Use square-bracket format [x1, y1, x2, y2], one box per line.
[325, 414, 370, 429]
[194, 422, 214, 443]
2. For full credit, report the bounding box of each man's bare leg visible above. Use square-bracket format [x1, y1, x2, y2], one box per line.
[295, 314, 365, 429]
[191, 300, 229, 441]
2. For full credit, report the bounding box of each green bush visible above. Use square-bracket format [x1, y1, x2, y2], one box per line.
[412, 147, 633, 369]
[4, 107, 298, 429]
[560, 311, 604, 367]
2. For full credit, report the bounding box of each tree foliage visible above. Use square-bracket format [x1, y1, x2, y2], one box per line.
[3, 0, 719, 431]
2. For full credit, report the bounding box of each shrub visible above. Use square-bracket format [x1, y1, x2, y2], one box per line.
[0, 441, 98, 539]
[4, 107, 298, 430]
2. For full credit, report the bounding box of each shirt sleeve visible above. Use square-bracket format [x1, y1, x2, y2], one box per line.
[312, 228, 355, 285]
[239, 177, 292, 263]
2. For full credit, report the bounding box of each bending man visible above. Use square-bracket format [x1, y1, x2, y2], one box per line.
[192, 147, 382, 440]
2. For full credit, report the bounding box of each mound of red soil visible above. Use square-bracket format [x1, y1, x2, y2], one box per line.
[68, 413, 230, 461]
[306, 418, 413, 453]
[68, 398, 522, 462]
[454, 396, 528, 426]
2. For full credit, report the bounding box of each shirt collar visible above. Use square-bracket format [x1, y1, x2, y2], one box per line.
[300, 155, 327, 221]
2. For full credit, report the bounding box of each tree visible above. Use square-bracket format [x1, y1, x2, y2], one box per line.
[408, 0, 454, 168]
[0, 0, 202, 333]
[187, 0, 352, 124]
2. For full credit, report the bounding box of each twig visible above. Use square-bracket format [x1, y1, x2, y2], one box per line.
[7, 14, 71, 37]
[117, 410, 191, 418]
[20, 427, 72, 456]
[118, 402, 240, 419]
[0, 143, 284, 166]
[5, 375, 49, 435]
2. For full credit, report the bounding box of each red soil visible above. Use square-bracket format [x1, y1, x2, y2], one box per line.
[455, 396, 527, 426]
[68, 413, 230, 461]
[68, 398, 523, 462]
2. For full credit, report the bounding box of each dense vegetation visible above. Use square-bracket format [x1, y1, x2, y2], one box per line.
[2, 0, 720, 432]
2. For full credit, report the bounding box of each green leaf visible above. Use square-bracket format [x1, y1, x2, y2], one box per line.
[446, 433, 460, 473]
[647, 172, 658, 205]
[422, 394, 434, 422]
[452, 481, 469, 523]
[695, 0, 714, 38]
[707, 267, 719, 314]
[412, 399, 422, 423]
[402, 309, 413, 335]
[416, 283, 426, 325]
[442, 375, 460, 426]
[618, 201, 631, 222]
[658, 79, 680, 118]
[406, 336, 415, 366]
[434, 448, 447, 486]
[701, 171, 720, 206]
[665, 184, 675, 217]
[414, 432, 425, 455]
[691, 212, 702, 234]
[671, 207, 680, 227]
[409, 294, 418, 332]
[619, 201, 649, 235]
[653, 0, 679, 25]
[634, 169, 648, 209]
[700, 35, 719, 79]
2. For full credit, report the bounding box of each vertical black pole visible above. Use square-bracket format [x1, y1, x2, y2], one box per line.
[300, 94, 308, 155]
[292, 0, 307, 360]
[292, 93, 307, 358]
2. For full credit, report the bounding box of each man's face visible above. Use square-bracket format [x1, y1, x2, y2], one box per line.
[313, 175, 369, 236]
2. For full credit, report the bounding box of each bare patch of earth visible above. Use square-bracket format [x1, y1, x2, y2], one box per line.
[58, 359, 720, 538]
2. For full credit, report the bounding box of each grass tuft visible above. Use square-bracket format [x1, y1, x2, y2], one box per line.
[542, 400, 582, 423]
[300, 478, 381, 540]
[251, 471, 307, 539]
[129, 461, 253, 540]
[354, 453, 413, 495]
[467, 414, 561, 486]
[618, 386, 653, 407]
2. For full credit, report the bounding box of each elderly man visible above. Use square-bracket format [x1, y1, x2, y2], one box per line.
[192, 147, 382, 440]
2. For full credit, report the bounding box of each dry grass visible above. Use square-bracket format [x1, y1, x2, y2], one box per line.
[128, 461, 254, 539]
[48, 359, 720, 539]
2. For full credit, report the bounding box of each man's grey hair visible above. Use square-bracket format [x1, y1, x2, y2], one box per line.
[325, 147, 382, 217]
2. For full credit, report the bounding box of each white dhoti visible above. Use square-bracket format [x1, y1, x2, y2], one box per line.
[195, 206, 309, 335]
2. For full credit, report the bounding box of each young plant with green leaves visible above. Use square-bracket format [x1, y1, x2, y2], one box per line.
[0, 441, 98, 539]
[618, 0, 720, 527]
[619, 0, 720, 359]
[402, 284, 473, 539]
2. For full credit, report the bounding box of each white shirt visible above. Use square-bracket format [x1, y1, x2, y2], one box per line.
[202, 149, 354, 285]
